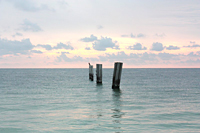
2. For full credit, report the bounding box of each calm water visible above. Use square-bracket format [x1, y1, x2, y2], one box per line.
[0, 68, 200, 133]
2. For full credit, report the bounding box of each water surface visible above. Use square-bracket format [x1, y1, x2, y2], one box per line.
[0, 68, 200, 132]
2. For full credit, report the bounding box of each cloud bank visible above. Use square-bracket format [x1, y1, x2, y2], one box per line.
[0, 38, 34, 56]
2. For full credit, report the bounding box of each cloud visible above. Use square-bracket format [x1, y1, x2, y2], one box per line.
[9, 0, 54, 12]
[54, 42, 74, 50]
[121, 34, 129, 37]
[12, 32, 23, 37]
[121, 33, 145, 38]
[92, 37, 119, 51]
[80, 34, 97, 42]
[155, 33, 166, 37]
[37, 44, 52, 50]
[0, 38, 34, 56]
[158, 53, 178, 60]
[37, 42, 74, 50]
[31, 50, 43, 54]
[137, 33, 145, 38]
[20, 19, 42, 32]
[99, 51, 129, 62]
[130, 33, 136, 38]
[151, 42, 165, 51]
[97, 51, 158, 65]
[57, 52, 84, 62]
[184, 44, 200, 48]
[56, 52, 71, 62]
[187, 52, 200, 57]
[139, 52, 157, 61]
[180, 59, 200, 65]
[183, 41, 200, 48]
[190, 41, 196, 44]
[85, 47, 91, 50]
[97, 25, 103, 29]
[128, 43, 147, 50]
[57, 0, 68, 7]
[166, 45, 180, 50]
[91, 51, 183, 65]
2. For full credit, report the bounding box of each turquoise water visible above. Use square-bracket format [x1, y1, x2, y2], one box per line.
[0, 68, 200, 132]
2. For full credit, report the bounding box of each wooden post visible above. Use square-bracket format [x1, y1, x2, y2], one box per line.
[89, 63, 93, 81]
[112, 62, 123, 89]
[96, 64, 102, 84]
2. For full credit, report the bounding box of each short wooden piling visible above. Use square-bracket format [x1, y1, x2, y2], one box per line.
[112, 62, 123, 89]
[89, 63, 93, 81]
[96, 64, 102, 84]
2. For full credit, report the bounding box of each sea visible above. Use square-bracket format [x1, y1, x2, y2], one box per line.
[0, 68, 200, 133]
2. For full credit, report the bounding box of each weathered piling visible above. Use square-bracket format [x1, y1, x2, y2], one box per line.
[112, 62, 123, 89]
[89, 63, 93, 81]
[96, 64, 102, 84]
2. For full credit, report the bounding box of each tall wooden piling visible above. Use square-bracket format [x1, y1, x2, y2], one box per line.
[96, 64, 102, 84]
[112, 62, 123, 89]
[89, 63, 93, 81]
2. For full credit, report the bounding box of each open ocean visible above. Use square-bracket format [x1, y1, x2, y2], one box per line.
[0, 68, 200, 133]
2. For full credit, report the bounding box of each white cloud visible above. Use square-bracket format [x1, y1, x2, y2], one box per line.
[130, 33, 135, 38]
[0, 38, 34, 56]
[187, 52, 200, 57]
[121, 34, 129, 37]
[155, 33, 166, 38]
[31, 50, 43, 54]
[180, 59, 200, 65]
[97, 25, 103, 29]
[8, 0, 54, 12]
[20, 19, 42, 32]
[184, 45, 200, 48]
[37, 42, 74, 50]
[57, 0, 68, 8]
[166, 45, 180, 50]
[80, 34, 97, 42]
[151, 42, 165, 51]
[54, 42, 74, 50]
[37, 44, 52, 50]
[137, 33, 145, 38]
[92, 37, 119, 51]
[12, 32, 23, 37]
[128, 43, 147, 50]
[57, 52, 84, 62]
[121, 33, 145, 38]
[98, 51, 129, 62]
[158, 53, 178, 60]
[85, 47, 91, 50]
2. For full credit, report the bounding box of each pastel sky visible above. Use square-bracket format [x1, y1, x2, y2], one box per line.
[0, 0, 200, 68]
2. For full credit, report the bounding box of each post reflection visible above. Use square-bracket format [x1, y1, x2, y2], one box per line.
[95, 84, 103, 118]
[112, 88, 124, 132]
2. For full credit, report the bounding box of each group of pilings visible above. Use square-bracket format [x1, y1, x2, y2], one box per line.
[89, 63, 102, 83]
[89, 62, 123, 89]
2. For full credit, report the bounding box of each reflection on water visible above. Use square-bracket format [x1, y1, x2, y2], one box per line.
[95, 84, 103, 118]
[112, 89, 124, 132]
[96, 83, 103, 89]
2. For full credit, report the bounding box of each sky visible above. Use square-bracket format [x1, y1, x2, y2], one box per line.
[0, 0, 200, 68]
